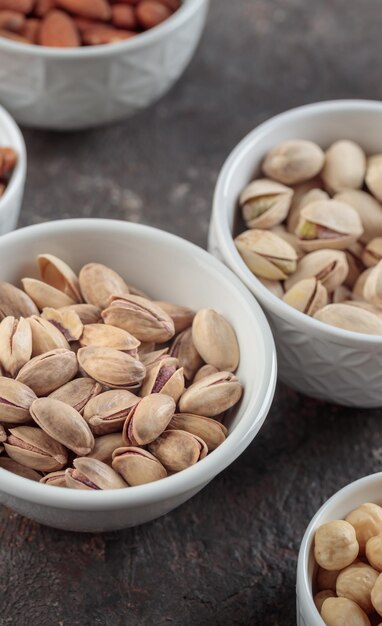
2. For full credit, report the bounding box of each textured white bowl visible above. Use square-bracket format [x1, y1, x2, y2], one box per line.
[0, 0, 208, 130]
[296, 473, 382, 626]
[209, 100, 382, 408]
[0, 104, 26, 233]
[0, 218, 276, 532]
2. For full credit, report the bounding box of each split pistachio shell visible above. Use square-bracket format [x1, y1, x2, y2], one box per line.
[102, 295, 175, 343]
[37, 254, 82, 302]
[154, 301, 195, 334]
[0, 377, 37, 424]
[168, 413, 227, 451]
[258, 277, 284, 298]
[16, 348, 78, 396]
[353, 268, 374, 300]
[31, 397, 95, 456]
[79, 323, 140, 353]
[0, 281, 39, 320]
[239, 178, 293, 229]
[148, 429, 208, 472]
[83, 389, 140, 435]
[59, 303, 101, 325]
[262, 139, 325, 185]
[85, 433, 124, 464]
[0, 316, 32, 376]
[41, 307, 83, 342]
[139, 348, 169, 368]
[4, 425, 68, 471]
[122, 393, 175, 446]
[0, 457, 41, 481]
[48, 378, 102, 413]
[295, 200, 363, 251]
[65, 457, 127, 490]
[283, 278, 328, 316]
[366, 154, 382, 203]
[169, 327, 203, 380]
[314, 303, 382, 335]
[28, 315, 70, 355]
[112, 446, 167, 485]
[193, 364, 219, 383]
[321, 140, 366, 193]
[77, 346, 145, 390]
[192, 309, 240, 372]
[78, 263, 130, 309]
[179, 371, 243, 417]
[139, 358, 185, 402]
[287, 179, 326, 232]
[345, 242, 365, 289]
[363, 238, 382, 268]
[364, 261, 382, 308]
[234, 229, 297, 280]
[22, 278, 76, 309]
[284, 249, 348, 293]
[40, 470, 67, 487]
[335, 189, 382, 244]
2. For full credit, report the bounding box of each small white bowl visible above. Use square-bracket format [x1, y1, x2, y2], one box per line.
[209, 99, 382, 408]
[0, 104, 26, 233]
[296, 473, 382, 626]
[0, 0, 208, 130]
[0, 218, 276, 532]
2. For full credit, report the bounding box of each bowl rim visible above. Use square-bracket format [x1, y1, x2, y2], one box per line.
[212, 98, 382, 347]
[0, 0, 206, 58]
[0, 104, 26, 215]
[0, 218, 277, 510]
[296, 471, 382, 625]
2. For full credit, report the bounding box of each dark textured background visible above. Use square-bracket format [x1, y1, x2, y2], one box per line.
[2, 1, 382, 624]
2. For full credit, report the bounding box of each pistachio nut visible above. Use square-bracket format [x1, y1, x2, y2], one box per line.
[286, 179, 326, 233]
[30, 397, 95, 455]
[78, 262, 129, 309]
[37, 254, 82, 302]
[65, 457, 127, 490]
[168, 413, 227, 451]
[0, 316, 32, 376]
[366, 154, 382, 203]
[332, 284, 353, 304]
[22, 278, 76, 309]
[85, 432, 124, 464]
[345, 241, 365, 289]
[321, 140, 366, 193]
[234, 229, 297, 280]
[239, 178, 293, 229]
[4, 425, 68, 471]
[148, 429, 208, 473]
[79, 323, 140, 354]
[0, 281, 39, 320]
[16, 348, 78, 396]
[335, 189, 382, 244]
[48, 377, 102, 413]
[112, 447, 167, 486]
[314, 303, 382, 335]
[262, 139, 325, 185]
[284, 249, 348, 293]
[122, 393, 175, 446]
[102, 295, 175, 343]
[192, 309, 239, 372]
[353, 268, 373, 301]
[41, 307, 83, 342]
[139, 357, 185, 402]
[193, 364, 219, 384]
[0, 457, 41, 481]
[295, 199, 363, 251]
[169, 328, 203, 381]
[178, 371, 243, 417]
[271, 225, 304, 259]
[28, 315, 70, 355]
[40, 470, 67, 487]
[83, 389, 140, 435]
[77, 346, 145, 390]
[364, 260, 382, 308]
[58, 303, 101, 325]
[283, 278, 328, 316]
[139, 348, 169, 368]
[154, 301, 195, 334]
[362, 237, 382, 268]
[0, 377, 37, 424]
[258, 277, 284, 299]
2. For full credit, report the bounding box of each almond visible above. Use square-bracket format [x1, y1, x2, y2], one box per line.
[0, 0, 34, 13]
[136, 1, 171, 30]
[111, 4, 137, 29]
[39, 9, 80, 47]
[55, 0, 111, 21]
[33, 0, 54, 17]
[82, 25, 136, 45]
[22, 17, 39, 42]
[0, 9, 24, 31]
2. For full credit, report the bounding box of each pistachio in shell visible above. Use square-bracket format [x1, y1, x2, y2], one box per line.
[78, 263, 129, 309]
[79, 323, 140, 354]
[102, 294, 175, 343]
[112, 447, 167, 486]
[365, 154, 382, 203]
[169, 327, 203, 381]
[0, 377, 37, 424]
[154, 301, 195, 334]
[48, 377, 102, 413]
[22, 278, 76, 309]
[65, 457, 127, 490]
[77, 346, 145, 390]
[191, 309, 239, 372]
[168, 413, 227, 451]
[0, 457, 41, 481]
[335, 189, 382, 244]
[362, 238, 382, 268]
[58, 303, 101, 325]
[295, 200, 363, 251]
[148, 429, 208, 473]
[40, 470, 67, 487]
[37, 253, 82, 302]
[262, 139, 325, 185]
[286, 180, 327, 233]
[178, 371, 243, 417]
[85, 432, 124, 464]
[314, 303, 382, 335]
[139, 357, 184, 402]
[0, 281, 39, 320]
[193, 364, 219, 384]
[41, 307, 83, 342]
[0, 316, 32, 376]
[283, 278, 328, 316]
[122, 393, 175, 446]
[4, 425, 68, 472]
[234, 229, 297, 280]
[16, 348, 78, 396]
[239, 178, 293, 229]
[271, 225, 304, 259]
[353, 268, 373, 301]
[28, 315, 70, 355]
[83, 389, 140, 435]
[363, 260, 382, 308]
[321, 140, 366, 193]
[284, 249, 349, 293]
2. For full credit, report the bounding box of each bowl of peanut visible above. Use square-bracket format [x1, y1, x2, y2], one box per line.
[210, 100, 382, 408]
[0, 218, 276, 532]
[0, 0, 208, 130]
[0, 102, 26, 233]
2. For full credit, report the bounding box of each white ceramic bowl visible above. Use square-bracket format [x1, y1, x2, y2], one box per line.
[0, 218, 276, 532]
[209, 99, 382, 408]
[0, 104, 26, 233]
[296, 473, 382, 626]
[0, 0, 208, 130]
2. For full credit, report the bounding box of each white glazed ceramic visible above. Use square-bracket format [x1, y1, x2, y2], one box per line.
[0, 104, 26, 233]
[209, 100, 382, 408]
[296, 473, 382, 626]
[0, 0, 208, 130]
[0, 218, 276, 532]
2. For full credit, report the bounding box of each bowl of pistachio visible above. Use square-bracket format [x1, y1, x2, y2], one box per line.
[0, 218, 276, 532]
[210, 99, 382, 407]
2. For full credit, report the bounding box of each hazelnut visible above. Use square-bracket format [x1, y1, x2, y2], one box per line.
[346, 503, 382, 553]
[314, 520, 359, 571]
[321, 596, 370, 626]
[314, 589, 336, 613]
[371, 572, 382, 616]
[366, 534, 382, 572]
[336, 561, 379, 613]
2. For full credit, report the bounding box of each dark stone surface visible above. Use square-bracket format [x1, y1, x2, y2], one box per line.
[2, 0, 382, 624]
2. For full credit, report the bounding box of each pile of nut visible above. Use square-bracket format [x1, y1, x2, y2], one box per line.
[0, 0, 180, 47]
[0, 146, 17, 198]
[313, 503, 382, 626]
[0, 254, 243, 489]
[234, 138, 382, 335]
